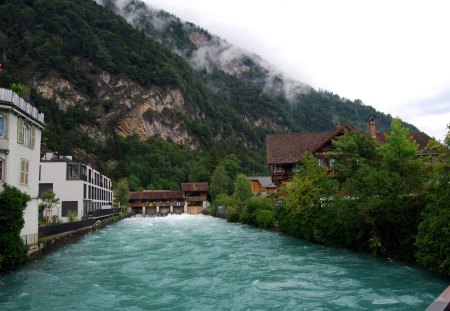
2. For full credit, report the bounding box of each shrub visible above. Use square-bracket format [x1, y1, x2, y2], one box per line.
[67, 210, 77, 223]
[255, 209, 274, 229]
[0, 184, 31, 273]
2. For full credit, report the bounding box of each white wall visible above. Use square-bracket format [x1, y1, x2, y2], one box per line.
[0, 108, 43, 239]
[39, 162, 84, 221]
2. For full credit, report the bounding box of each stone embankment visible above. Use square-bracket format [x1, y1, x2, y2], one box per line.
[28, 214, 131, 262]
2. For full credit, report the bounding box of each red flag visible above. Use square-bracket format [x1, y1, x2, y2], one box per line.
[0, 63, 3, 73]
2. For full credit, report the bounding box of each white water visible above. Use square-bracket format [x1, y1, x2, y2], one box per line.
[0, 215, 447, 310]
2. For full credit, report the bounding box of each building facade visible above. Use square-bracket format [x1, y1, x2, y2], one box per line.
[39, 152, 114, 222]
[266, 118, 434, 188]
[0, 88, 45, 245]
[129, 182, 209, 215]
[267, 124, 354, 186]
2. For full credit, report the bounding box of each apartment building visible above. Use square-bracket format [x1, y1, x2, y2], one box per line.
[0, 88, 45, 244]
[39, 152, 113, 221]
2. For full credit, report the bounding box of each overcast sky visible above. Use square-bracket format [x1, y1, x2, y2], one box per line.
[146, 0, 449, 141]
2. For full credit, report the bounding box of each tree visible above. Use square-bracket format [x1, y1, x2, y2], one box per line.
[277, 154, 337, 239]
[38, 189, 60, 224]
[332, 130, 379, 185]
[415, 125, 450, 276]
[0, 184, 31, 273]
[221, 154, 241, 194]
[114, 178, 129, 208]
[233, 174, 253, 203]
[210, 164, 230, 201]
[379, 118, 423, 193]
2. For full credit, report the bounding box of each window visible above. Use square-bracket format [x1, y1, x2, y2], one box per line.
[0, 114, 5, 138]
[20, 159, 29, 185]
[23, 124, 30, 147]
[16, 117, 35, 148]
[30, 125, 36, 148]
[17, 118, 24, 144]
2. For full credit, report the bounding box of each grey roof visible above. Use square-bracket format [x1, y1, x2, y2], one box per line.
[248, 176, 277, 188]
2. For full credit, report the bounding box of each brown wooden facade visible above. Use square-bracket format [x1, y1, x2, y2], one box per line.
[129, 182, 209, 215]
[267, 124, 354, 186]
[266, 118, 434, 188]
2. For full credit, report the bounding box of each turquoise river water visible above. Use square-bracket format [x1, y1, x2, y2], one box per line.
[0, 215, 448, 310]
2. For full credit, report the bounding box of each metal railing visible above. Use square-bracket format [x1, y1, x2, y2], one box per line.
[21, 233, 38, 245]
[0, 88, 45, 123]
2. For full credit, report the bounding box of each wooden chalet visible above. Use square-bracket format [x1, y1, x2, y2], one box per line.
[181, 182, 209, 214]
[267, 117, 434, 188]
[247, 176, 277, 195]
[266, 124, 354, 186]
[129, 182, 209, 215]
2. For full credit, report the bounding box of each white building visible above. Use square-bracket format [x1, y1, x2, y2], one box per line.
[0, 88, 45, 245]
[39, 152, 114, 222]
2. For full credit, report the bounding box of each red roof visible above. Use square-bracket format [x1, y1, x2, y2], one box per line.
[129, 190, 184, 200]
[266, 125, 353, 165]
[181, 182, 209, 192]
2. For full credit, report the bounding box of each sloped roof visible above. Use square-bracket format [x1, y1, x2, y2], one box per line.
[181, 182, 209, 192]
[266, 125, 353, 164]
[375, 132, 433, 150]
[129, 190, 184, 200]
[248, 176, 277, 188]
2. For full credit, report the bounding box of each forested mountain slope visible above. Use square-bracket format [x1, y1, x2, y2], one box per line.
[0, 0, 416, 189]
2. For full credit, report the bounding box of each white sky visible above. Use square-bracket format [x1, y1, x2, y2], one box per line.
[146, 0, 450, 141]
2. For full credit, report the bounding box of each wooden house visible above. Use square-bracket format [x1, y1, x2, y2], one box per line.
[266, 124, 354, 186]
[129, 182, 209, 215]
[266, 118, 434, 188]
[247, 176, 277, 195]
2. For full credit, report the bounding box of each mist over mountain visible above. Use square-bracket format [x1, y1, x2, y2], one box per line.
[0, 0, 416, 189]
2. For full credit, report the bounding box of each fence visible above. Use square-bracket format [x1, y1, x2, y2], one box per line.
[90, 208, 121, 218]
[21, 233, 38, 245]
[39, 219, 97, 238]
[0, 88, 45, 123]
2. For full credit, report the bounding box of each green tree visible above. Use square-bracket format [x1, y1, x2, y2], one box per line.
[210, 164, 230, 201]
[38, 189, 60, 224]
[332, 130, 379, 185]
[277, 154, 337, 239]
[114, 178, 129, 208]
[220, 154, 241, 195]
[233, 174, 253, 203]
[415, 126, 450, 276]
[0, 184, 31, 273]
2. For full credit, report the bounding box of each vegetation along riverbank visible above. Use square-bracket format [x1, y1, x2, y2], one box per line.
[207, 120, 450, 278]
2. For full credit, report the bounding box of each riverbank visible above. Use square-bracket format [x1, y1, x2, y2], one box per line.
[1, 215, 446, 310]
[28, 213, 131, 262]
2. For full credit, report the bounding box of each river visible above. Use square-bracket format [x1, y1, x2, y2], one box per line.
[0, 215, 447, 310]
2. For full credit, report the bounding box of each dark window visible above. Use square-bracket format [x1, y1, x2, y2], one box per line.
[38, 183, 53, 197]
[62, 201, 78, 216]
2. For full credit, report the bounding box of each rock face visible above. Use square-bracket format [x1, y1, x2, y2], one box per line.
[35, 71, 200, 149]
[36, 76, 88, 111]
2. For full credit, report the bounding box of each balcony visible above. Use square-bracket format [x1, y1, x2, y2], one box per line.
[271, 172, 292, 181]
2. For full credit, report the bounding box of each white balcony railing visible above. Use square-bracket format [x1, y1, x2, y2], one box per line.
[0, 88, 45, 124]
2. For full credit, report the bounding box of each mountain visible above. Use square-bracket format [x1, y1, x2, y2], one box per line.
[0, 0, 417, 190]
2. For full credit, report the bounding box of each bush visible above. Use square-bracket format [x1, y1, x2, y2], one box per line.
[67, 210, 77, 223]
[0, 184, 31, 273]
[255, 209, 274, 229]
[415, 207, 450, 276]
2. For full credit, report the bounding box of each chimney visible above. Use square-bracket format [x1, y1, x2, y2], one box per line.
[336, 120, 341, 129]
[369, 117, 376, 138]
